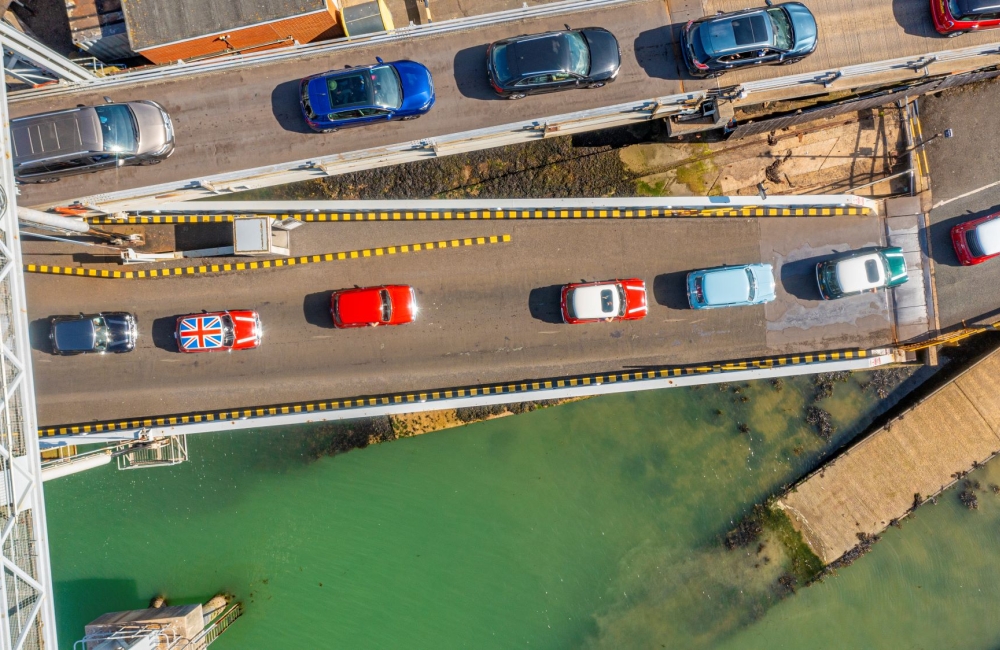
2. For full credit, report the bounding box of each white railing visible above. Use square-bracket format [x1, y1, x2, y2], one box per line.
[0, 59, 57, 650]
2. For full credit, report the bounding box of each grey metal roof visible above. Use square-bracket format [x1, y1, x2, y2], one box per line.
[121, 0, 327, 50]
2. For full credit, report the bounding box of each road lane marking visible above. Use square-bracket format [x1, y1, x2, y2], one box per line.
[24, 234, 512, 279]
[82, 205, 872, 225]
[931, 179, 1000, 210]
[38, 348, 871, 437]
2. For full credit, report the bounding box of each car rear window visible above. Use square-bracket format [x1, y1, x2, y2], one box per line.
[864, 259, 880, 283]
[491, 44, 514, 83]
[731, 15, 768, 46]
[380, 289, 392, 322]
[968, 229, 986, 258]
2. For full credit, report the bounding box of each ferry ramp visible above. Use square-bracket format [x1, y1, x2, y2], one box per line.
[9, 0, 1000, 210]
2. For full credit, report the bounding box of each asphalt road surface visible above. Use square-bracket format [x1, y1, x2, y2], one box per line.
[26, 218, 892, 427]
[922, 81, 1000, 327]
[12, 0, 1000, 207]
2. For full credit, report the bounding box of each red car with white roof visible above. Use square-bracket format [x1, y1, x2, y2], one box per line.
[175, 310, 261, 353]
[331, 285, 417, 328]
[952, 212, 1000, 265]
[560, 279, 647, 324]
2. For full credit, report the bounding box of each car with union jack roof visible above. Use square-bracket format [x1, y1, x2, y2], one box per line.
[951, 212, 1000, 265]
[331, 285, 417, 328]
[175, 310, 261, 353]
[560, 279, 647, 324]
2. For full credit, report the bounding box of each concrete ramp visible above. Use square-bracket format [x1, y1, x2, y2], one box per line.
[779, 349, 1000, 565]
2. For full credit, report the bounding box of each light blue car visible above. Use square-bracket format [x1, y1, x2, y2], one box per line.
[686, 263, 776, 309]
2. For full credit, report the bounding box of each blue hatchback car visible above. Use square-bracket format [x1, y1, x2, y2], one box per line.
[299, 58, 435, 133]
[687, 263, 776, 309]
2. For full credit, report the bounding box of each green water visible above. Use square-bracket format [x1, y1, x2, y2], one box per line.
[46, 373, 1000, 649]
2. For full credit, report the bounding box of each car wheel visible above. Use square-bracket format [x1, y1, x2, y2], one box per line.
[34, 177, 60, 184]
[779, 57, 800, 65]
[319, 128, 338, 133]
[947, 30, 967, 37]
[139, 159, 162, 166]
[507, 93, 526, 100]
[401, 115, 420, 120]
[587, 82, 606, 89]
[703, 72, 722, 79]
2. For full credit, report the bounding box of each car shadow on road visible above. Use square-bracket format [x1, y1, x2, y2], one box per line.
[152, 316, 180, 352]
[304, 291, 334, 328]
[634, 26, 683, 80]
[454, 44, 500, 100]
[930, 207, 998, 267]
[653, 272, 689, 309]
[29, 318, 53, 354]
[780, 256, 828, 301]
[271, 79, 313, 134]
[891, 0, 940, 36]
[529, 285, 564, 323]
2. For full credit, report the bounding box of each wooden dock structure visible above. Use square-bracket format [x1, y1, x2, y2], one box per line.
[779, 349, 1000, 565]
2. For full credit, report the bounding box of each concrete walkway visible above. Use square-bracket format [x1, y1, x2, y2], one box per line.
[779, 348, 1000, 565]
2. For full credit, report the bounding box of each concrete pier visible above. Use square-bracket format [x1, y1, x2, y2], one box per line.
[779, 348, 1000, 565]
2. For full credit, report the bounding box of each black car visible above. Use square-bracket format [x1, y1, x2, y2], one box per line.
[681, 1, 818, 78]
[50, 312, 137, 355]
[486, 28, 621, 99]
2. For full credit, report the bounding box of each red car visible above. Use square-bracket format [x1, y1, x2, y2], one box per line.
[331, 285, 417, 328]
[176, 310, 261, 353]
[560, 279, 647, 324]
[952, 212, 1000, 265]
[932, 0, 1000, 35]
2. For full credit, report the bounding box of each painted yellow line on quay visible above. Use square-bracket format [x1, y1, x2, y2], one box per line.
[83, 205, 871, 225]
[24, 235, 511, 279]
[38, 348, 870, 437]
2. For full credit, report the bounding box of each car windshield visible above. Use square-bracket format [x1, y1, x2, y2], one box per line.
[745, 268, 757, 301]
[566, 32, 591, 76]
[767, 8, 793, 49]
[492, 44, 514, 83]
[94, 105, 138, 154]
[380, 289, 392, 322]
[968, 229, 986, 258]
[370, 65, 402, 109]
[92, 316, 108, 351]
[220, 314, 236, 347]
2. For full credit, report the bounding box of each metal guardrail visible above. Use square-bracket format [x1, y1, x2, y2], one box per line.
[196, 603, 243, 647]
[0, 22, 95, 86]
[0, 59, 57, 650]
[7, 0, 644, 101]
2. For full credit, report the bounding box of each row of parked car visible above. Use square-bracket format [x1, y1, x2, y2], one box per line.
[11, 0, 991, 183]
[48, 246, 911, 354]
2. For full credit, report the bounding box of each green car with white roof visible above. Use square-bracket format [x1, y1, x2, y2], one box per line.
[816, 247, 908, 300]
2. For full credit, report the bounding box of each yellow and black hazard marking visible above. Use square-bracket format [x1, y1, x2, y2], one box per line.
[83, 205, 871, 225]
[24, 234, 511, 279]
[38, 348, 870, 437]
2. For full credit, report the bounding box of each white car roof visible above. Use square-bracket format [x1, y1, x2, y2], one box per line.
[570, 283, 621, 320]
[976, 219, 1000, 256]
[835, 253, 884, 293]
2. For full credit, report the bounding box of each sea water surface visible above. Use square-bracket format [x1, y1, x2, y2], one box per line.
[46, 374, 1000, 649]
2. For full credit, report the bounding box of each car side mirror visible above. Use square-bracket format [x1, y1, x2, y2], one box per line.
[103, 96, 113, 103]
[765, 0, 773, 5]
[375, 56, 384, 64]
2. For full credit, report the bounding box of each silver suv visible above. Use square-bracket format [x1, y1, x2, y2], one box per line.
[11, 99, 174, 183]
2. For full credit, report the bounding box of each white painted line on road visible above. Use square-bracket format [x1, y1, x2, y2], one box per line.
[932, 179, 1000, 210]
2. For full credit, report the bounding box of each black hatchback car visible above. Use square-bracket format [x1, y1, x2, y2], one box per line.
[681, 1, 818, 78]
[50, 312, 137, 355]
[486, 28, 621, 99]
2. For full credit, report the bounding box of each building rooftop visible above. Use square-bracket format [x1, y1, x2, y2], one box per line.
[120, 0, 327, 50]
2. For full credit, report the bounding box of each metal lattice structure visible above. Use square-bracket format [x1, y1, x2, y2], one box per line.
[0, 58, 57, 650]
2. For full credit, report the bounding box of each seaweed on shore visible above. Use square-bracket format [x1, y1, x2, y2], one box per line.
[812, 372, 850, 402]
[724, 515, 763, 550]
[454, 400, 557, 423]
[304, 416, 396, 460]
[826, 532, 880, 572]
[860, 367, 910, 399]
[959, 479, 980, 510]
[805, 406, 836, 440]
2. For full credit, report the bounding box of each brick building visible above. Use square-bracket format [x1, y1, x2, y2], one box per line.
[120, 0, 342, 64]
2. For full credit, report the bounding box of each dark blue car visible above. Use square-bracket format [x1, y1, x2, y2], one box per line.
[682, 0, 817, 78]
[299, 58, 435, 133]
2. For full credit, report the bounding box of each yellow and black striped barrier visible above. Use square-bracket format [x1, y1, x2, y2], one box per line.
[83, 205, 870, 225]
[38, 348, 870, 437]
[24, 234, 511, 279]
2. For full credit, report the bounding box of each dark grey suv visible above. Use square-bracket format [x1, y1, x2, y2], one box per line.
[12, 100, 174, 183]
[50, 312, 137, 355]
